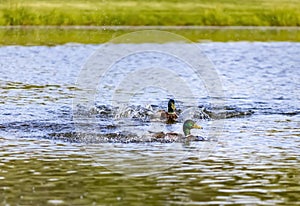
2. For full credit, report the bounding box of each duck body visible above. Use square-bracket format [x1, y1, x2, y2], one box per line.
[150, 119, 205, 142]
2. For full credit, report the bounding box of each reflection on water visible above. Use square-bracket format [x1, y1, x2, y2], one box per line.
[0, 42, 299, 205]
[1, 120, 299, 205]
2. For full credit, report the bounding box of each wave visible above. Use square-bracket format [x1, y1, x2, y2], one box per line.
[2, 103, 299, 143]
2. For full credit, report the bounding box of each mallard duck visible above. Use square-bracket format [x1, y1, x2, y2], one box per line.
[156, 99, 179, 124]
[151, 119, 205, 141]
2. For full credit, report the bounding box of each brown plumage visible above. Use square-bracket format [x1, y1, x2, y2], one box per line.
[150, 119, 204, 141]
[158, 99, 178, 124]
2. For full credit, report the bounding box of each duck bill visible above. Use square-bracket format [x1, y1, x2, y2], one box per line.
[193, 124, 202, 129]
[171, 103, 176, 111]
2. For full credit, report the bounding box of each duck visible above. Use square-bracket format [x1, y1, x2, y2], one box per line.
[156, 99, 179, 124]
[150, 119, 205, 141]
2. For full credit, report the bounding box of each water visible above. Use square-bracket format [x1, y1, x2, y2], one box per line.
[0, 42, 299, 205]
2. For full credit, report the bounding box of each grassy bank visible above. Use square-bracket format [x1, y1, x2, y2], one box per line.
[1, 27, 299, 45]
[0, 0, 299, 26]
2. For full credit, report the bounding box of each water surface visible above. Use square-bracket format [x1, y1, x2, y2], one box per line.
[0, 42, 299, 205]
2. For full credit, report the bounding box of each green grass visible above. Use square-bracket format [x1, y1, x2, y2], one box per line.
[0, 0, 299, 26]
[0, 0, 299, 45]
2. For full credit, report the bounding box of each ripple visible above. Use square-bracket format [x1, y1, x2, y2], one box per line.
[0, 42, 300, 205]
[48, 200, 64, 205]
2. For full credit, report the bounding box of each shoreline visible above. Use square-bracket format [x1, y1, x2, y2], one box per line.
[1, 26, 299, 45]
[1, 25, 300, 30]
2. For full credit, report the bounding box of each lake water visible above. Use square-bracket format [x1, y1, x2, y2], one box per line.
[0, 42, 299, 205]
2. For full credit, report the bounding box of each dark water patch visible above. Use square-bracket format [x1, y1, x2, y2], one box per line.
[267, 111, 300, 116]
[0, 81, 62, 90]
[0, 120, 74, 136]
[249, 104, 300, 116]
[202, 106, 254, 119]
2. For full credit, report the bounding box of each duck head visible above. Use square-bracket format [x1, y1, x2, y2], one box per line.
[167, 99, 176, 113]
[183, 119, 202, 136]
